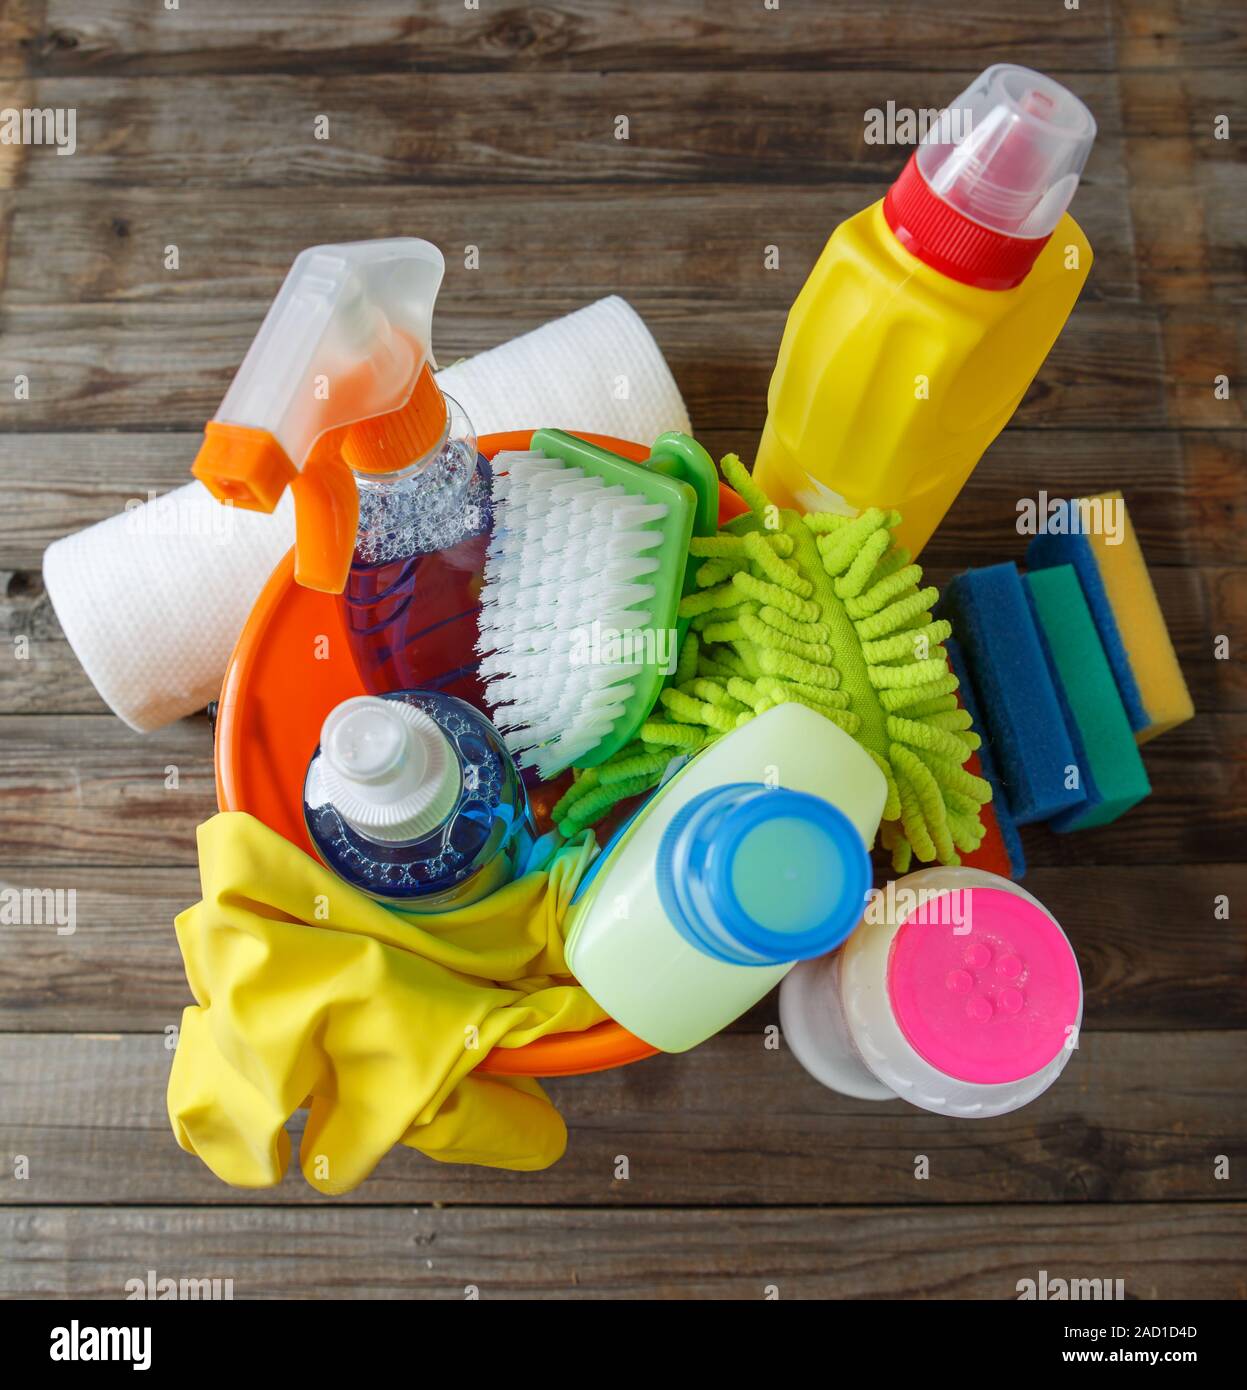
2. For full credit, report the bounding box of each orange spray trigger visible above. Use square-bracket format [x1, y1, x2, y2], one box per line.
[288, 431, 360, 594]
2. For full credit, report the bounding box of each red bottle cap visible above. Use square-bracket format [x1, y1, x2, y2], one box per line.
[883, 153, 1050, 291]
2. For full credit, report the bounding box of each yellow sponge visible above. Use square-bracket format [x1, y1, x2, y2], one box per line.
[1026, 491, 1193, 744]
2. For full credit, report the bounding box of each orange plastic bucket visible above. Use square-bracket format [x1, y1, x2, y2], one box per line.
[215, 429, 747, 1077]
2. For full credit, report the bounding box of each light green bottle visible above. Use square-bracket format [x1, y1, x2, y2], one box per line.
[562, 704, 887, 1052]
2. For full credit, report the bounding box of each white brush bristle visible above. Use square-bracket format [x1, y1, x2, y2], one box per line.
[477, 449, 667, 778]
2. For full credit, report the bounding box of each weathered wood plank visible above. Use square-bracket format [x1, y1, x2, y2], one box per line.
[1152, 305, 1247, 430]
[12, 0, 1247, 77]
[5, 1, 1124, 78]
[0, 714, 217, 864]
[4, 1202, 1243, 1299]
[7, 1200, 1243, 1300]
[1, 559, 1237, 728]
[1115, 59, 1247, 438]
[1119, 70, 1247, 308]
[1113, 0, 1247, 70]
[0, 71, 1132, 189]
[0, 181, 1145, 307]
[1, 865, 1242, 1034]
[3, 65, 1233, 219]
[0, 1032, 1244, 1207]
[0, 300, 1177, 433]
[923, 431, 1247, 568]
[0, 710, 1238, 867]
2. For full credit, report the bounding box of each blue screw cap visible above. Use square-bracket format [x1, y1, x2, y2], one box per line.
[656, 782, 871, 967]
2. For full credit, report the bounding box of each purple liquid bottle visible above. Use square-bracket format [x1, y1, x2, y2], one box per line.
[339, 387, 491, 707]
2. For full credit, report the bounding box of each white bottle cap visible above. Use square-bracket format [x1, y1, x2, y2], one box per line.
[316, 696, 461, 842]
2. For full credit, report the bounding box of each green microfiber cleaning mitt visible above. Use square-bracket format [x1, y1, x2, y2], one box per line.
[553, 454, 992, 872]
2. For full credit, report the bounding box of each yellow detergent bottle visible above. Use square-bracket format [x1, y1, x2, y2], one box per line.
[754, 65, 1098, 557]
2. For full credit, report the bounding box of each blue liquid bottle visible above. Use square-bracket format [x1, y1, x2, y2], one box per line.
[303, 691, 536, 912]
[340, 391, 491, 706]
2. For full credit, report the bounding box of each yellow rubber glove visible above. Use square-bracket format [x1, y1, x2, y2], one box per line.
[168, 812, 606, 1193]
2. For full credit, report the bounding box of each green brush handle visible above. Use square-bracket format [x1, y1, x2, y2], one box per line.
[644, 432, 721, 675]
[645, 432, 719, 541]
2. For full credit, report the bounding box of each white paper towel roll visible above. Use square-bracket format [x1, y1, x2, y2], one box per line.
[43, 296, 691, 732]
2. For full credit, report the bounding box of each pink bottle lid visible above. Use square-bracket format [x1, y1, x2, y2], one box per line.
[886, 887, 1081, 1085]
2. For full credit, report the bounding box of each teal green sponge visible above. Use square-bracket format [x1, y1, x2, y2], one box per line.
[1023, 565, 1150, 831]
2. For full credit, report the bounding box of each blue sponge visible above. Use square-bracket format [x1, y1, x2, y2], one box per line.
[945, 638, 1026, 876]
[936, 564, 1085, 826]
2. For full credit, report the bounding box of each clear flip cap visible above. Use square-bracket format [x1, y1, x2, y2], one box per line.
[917, 64, 1097, 239]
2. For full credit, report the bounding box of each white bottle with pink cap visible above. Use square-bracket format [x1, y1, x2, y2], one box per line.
[779, 867, 1082, 1116]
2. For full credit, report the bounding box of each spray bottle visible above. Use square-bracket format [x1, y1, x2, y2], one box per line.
[754, 65, 1098, 557]
[192, 239, 489, 701]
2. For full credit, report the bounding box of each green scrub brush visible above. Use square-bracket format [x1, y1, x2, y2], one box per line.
[477, 429, 717, 779]
[553, 453, 993, 872]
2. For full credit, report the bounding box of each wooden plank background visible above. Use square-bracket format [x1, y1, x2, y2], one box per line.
[0, 0, 1244, 1300]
